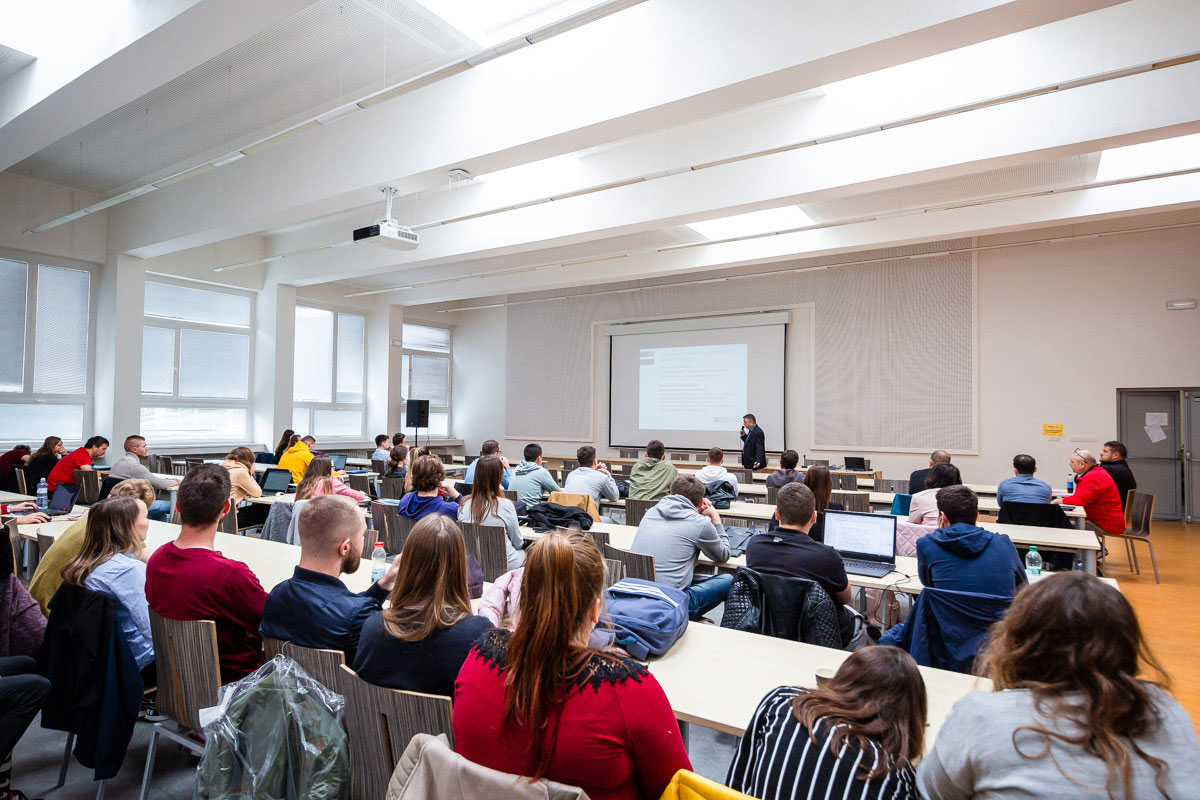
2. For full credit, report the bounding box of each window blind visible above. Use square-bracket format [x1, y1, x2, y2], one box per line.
[335, 312, 365, 402]
[293, 307, 333, 402]
[34, 265, 90, 395]
[403, 323, 450, 353]
[141, 327, 175, 395]
[0, 259, 27, 392]
[145, 281, 250, 327]
[179, 329, 249, 399]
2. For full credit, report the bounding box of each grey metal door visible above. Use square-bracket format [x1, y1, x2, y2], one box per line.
[1118, 390, 1181, 520]
[1187, 390, 1200, 523]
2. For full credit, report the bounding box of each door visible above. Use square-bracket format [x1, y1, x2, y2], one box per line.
[1187, 390, 1200, 523]
[1118, 390, 1182, 520]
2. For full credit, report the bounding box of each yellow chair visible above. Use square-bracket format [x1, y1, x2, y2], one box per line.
[659, 769, 758, 800]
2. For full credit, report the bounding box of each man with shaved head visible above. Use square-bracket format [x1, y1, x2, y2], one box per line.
[1054, 449, 1125, 538]
[908, 450, 951, 495]
[260, 495, 399, 662]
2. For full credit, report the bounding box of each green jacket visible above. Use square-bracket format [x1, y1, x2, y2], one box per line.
[196, 663, 349, 799]
[628, 456, 680, 501]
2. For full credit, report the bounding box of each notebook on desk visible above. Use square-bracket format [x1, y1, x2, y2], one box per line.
[824, 510, 896, 578]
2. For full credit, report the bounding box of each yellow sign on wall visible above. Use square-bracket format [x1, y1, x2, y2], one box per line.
[1042, 424, 1064, 437]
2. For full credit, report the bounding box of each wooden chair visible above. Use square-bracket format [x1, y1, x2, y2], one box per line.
[602, 543, 655, 582]
[503, 490, 518, 502]
[832, 490, 870, 513]
[625, 498, 656, 527]
[217, 503, 238, 535]
[371, 501, 404, 555]
[261, 638, 346, 694]
[184, 457, 205, 473]
[729, 468, 753, 483]
[874, 478, 908, 494]
[14, 467, 27, 495]
[381, 476, 406, 500]
[604, 558, 625, 588]
[830, 472, 858, 491]
[339, 665, 453, 800]
[140, 613, 221, 800]
[391, 514, 416, 553]
[74, 469, 100, 504]
[562, 459, 578, 473]
[589, 528, 610, 551]
[346, 473, 374, 498]
[458, 522, 509, 581]
[371, 459, 387, 476]
[1124, 489, 1137, 527]
[1105, 492, 1159, 584]
[766, 485, 780, 504]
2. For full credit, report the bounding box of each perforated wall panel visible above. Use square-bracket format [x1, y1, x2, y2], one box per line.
[505, 240, 975, 450]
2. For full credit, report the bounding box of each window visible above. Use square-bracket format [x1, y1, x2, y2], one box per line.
[0, 255, 93, 442]
[292, 307, 366, 439]
[399, 322, 453, 438]
[141, 280, 252, 442]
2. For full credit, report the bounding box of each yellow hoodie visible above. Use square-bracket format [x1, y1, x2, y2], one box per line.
[278, 441, 313, 483]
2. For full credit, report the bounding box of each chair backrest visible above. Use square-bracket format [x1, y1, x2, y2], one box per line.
[889, 494, 912, 516]
[561, 459, 578, 472]
[14, 466, 27, 495]
[874, 478, 908, 494]
[625, 497, 656, 526]
[74, 469, 100, 504]
[766, 484, 780, 504]
[503, 489, 518, 502]
[37, 532, 54, 559]
[185, 457, 205, 472]
[217, 502, 238, 535]
[339, 664, 453, 800]
[729, 468, 753, 483]
[97, 475, 124, 502]
[1128, 491, 1154, 536]
[371, 459, 387, 476]
[4, 518, 19, 576]
[381, 476, 406, 500]
[720, 567, 841, 647]
[804, 458, 829, 467]
[588, 527, 610, 551]
[830, 472, 858, 491]
[149, 610, 222, 730]
[261, 638, 346, 694]
[346, 473, 375, 499]
[254, 451, 276, 464]
[603, 558, 625, 588]
[458, 522, 508, 581]
[375, 502, 404, 555]
[601, 543, 655, 582]
[831, 490, 870, 513]
[391, 514, 416, 553]
[1124, 489, 1136, 526]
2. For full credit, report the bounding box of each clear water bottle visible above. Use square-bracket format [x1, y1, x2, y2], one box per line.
[1073, 556, 1084, 572]
[371, 542, 387, 583]
[1066, 474, 1075, 493]
[1025, 545, 1043, 577]
[36, 479, 48, 511]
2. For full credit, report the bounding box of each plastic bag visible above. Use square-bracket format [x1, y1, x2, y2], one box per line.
[195, 655, 349, 800]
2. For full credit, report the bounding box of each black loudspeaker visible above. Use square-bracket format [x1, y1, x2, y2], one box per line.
[406, 399, 430, 428]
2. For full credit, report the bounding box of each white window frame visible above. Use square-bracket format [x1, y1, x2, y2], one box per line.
[0, 247, 97, 447]
[400, 321, 453, 439]
[292, 303, 367, 441]
[140, 277, 254, 443]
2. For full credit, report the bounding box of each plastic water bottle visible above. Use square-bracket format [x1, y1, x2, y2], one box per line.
[1073, 557, 1084, 572]
[1066, 474, 1075, 494]
[36, 479, 48, 511]
[1025, 545, 1043, 577]
[371, 542, 387, 583]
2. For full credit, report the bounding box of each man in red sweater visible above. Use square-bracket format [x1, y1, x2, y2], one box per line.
[145, 464, 267, 683]
[45, 436, 109, 492]
[1053, 449, 1125, 536]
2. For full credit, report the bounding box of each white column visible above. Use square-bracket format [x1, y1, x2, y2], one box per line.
[93, 253, 145, 440]
[365, 299, 405, 436]
[252, 280, 296, 446]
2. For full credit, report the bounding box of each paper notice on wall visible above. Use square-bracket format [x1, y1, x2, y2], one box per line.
[1145, 412, 1169, 427]
[1144, 424, 1167, 444]
[1042, 424, 1064, 437]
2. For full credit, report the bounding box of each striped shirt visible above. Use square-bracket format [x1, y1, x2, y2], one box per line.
[726, 686, 918, 800]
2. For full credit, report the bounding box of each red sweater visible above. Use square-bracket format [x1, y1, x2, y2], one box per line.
[453, 629, 690, 800]
[47, 447, 91, 491]
[1062, 465, 1125, 536]
[145, 541, 268, 683]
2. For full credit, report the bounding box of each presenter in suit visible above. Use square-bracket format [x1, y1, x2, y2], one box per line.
[739, 414, 765, 471]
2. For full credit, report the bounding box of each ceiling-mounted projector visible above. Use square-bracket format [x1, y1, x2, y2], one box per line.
[354, 186, 418, 251]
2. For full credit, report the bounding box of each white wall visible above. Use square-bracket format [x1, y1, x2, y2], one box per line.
[0, 172, 107, 262]
[442, 218, 1200, 483]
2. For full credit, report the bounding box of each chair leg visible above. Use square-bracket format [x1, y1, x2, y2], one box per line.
[1124, 538, 1138, 574]
[1130, 538, 1141, 574]
[138, 728, 160, 800]
[1143, 539, 1160, 585]
[57, 732, 74, 787]
[96, 779, 106, 800]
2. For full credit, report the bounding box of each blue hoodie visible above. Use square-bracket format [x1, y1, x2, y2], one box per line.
[916, 522, 1027, 597]
[395, 491, 460, 520]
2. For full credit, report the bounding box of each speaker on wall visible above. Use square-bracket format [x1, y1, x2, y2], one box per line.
[406, 399, 430, 428]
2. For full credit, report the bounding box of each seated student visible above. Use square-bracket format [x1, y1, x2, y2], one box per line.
[918, 573, 1200, 799]
[296, 456, 367, 502]
[222, 446, 267, 528]
[46, 435, 108, 492]
[458, 456, 525, 571]
[908, 449, 951, 496]
[509, 443, 562, 507]
[26, 435, 66, 488]
[278, 435, 316, 483]
[562, 445, 619, 505]
[354, 515, 492, 695]
[385, 445, 408, 479]
[628, 439, 678, 501]
[463, 439, 511, 488]
[371, 434, 392, 464]
[453, 532, 690, 800]
[908, 462, 962, 526]
[728, 646, 926, 800]
[1053, 448, 1126, 538]
[261, 495, 400, 664]
[746, 483, 857, 639]
[30, 479, 155, 615]
[391, 432, 406, 448]
[60, 496, 157, 684]
[402, 446, 432, 494]
[917, 485, 1026, 596]
[1099, 440, 1137, 509]
[146, 465, 268, 683]
[109, 435, 179, 521]
[0, 444, 30, 493]
[996, 453, 1052, 505]
[765, 449, 804, 489]
[0, 658, 51, 800]
[396, 455, 462, 520]
[631, 475, 732, 620]
[273, 429, 296, 463]
[694, 446, 739, 492]
[800, 465, 843, 543]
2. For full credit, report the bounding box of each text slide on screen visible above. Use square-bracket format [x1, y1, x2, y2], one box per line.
[638, 344, 747, 432]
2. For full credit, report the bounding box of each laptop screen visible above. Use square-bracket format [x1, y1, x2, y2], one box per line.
[48, 484, 76, 511]
[261, 469, 292, 493]
[329, 453, 347, 470]
[823, 510, 896, 561]
[844, 456, 867, 470]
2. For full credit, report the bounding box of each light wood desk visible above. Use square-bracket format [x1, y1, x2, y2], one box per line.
[0, 491, 34, 503]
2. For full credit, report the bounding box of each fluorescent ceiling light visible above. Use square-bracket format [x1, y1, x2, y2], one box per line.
[344, 285, 414, 298]
[316, 103, 362, 125]
[153, 162, 216, 188]
[685, 206, 813, 240]
[1095, 132, 1200, 183]
[418, 0, 596, 47]
[239, 121, 320, 156]
[210, 152, 246, 167]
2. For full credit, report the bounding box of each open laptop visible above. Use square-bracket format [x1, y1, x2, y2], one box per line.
[328, 453, 347, 470]
[823, 509, 897, 578]
[257, 468, 293, 496]
[843, 456, 871, 471]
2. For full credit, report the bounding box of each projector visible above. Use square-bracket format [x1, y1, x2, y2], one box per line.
[353, 219, 419, 251]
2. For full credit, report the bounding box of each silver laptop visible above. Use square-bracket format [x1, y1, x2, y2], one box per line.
[823, 509, 897, 578]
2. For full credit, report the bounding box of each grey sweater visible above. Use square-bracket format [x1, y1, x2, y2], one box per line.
[917, 686, 1200, 800]
[458, 497, 525, 571]
[630, 494, 730, 589]
[563, 466, 619, 503]
[108, 453, 169, 491]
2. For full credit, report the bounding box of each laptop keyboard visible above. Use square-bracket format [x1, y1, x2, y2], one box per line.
[842, 558, 895, 578]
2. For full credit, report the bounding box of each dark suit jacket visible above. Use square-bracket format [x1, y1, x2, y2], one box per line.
[740, 425, 765, 469]
[1100, 460, 1137, 509]
[908, 468, 931, 495]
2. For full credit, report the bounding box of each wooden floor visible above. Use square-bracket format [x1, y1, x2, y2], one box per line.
[1107, 519, 1200, 731]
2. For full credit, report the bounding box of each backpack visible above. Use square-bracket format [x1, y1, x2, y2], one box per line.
[603, 578, 689, 660]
